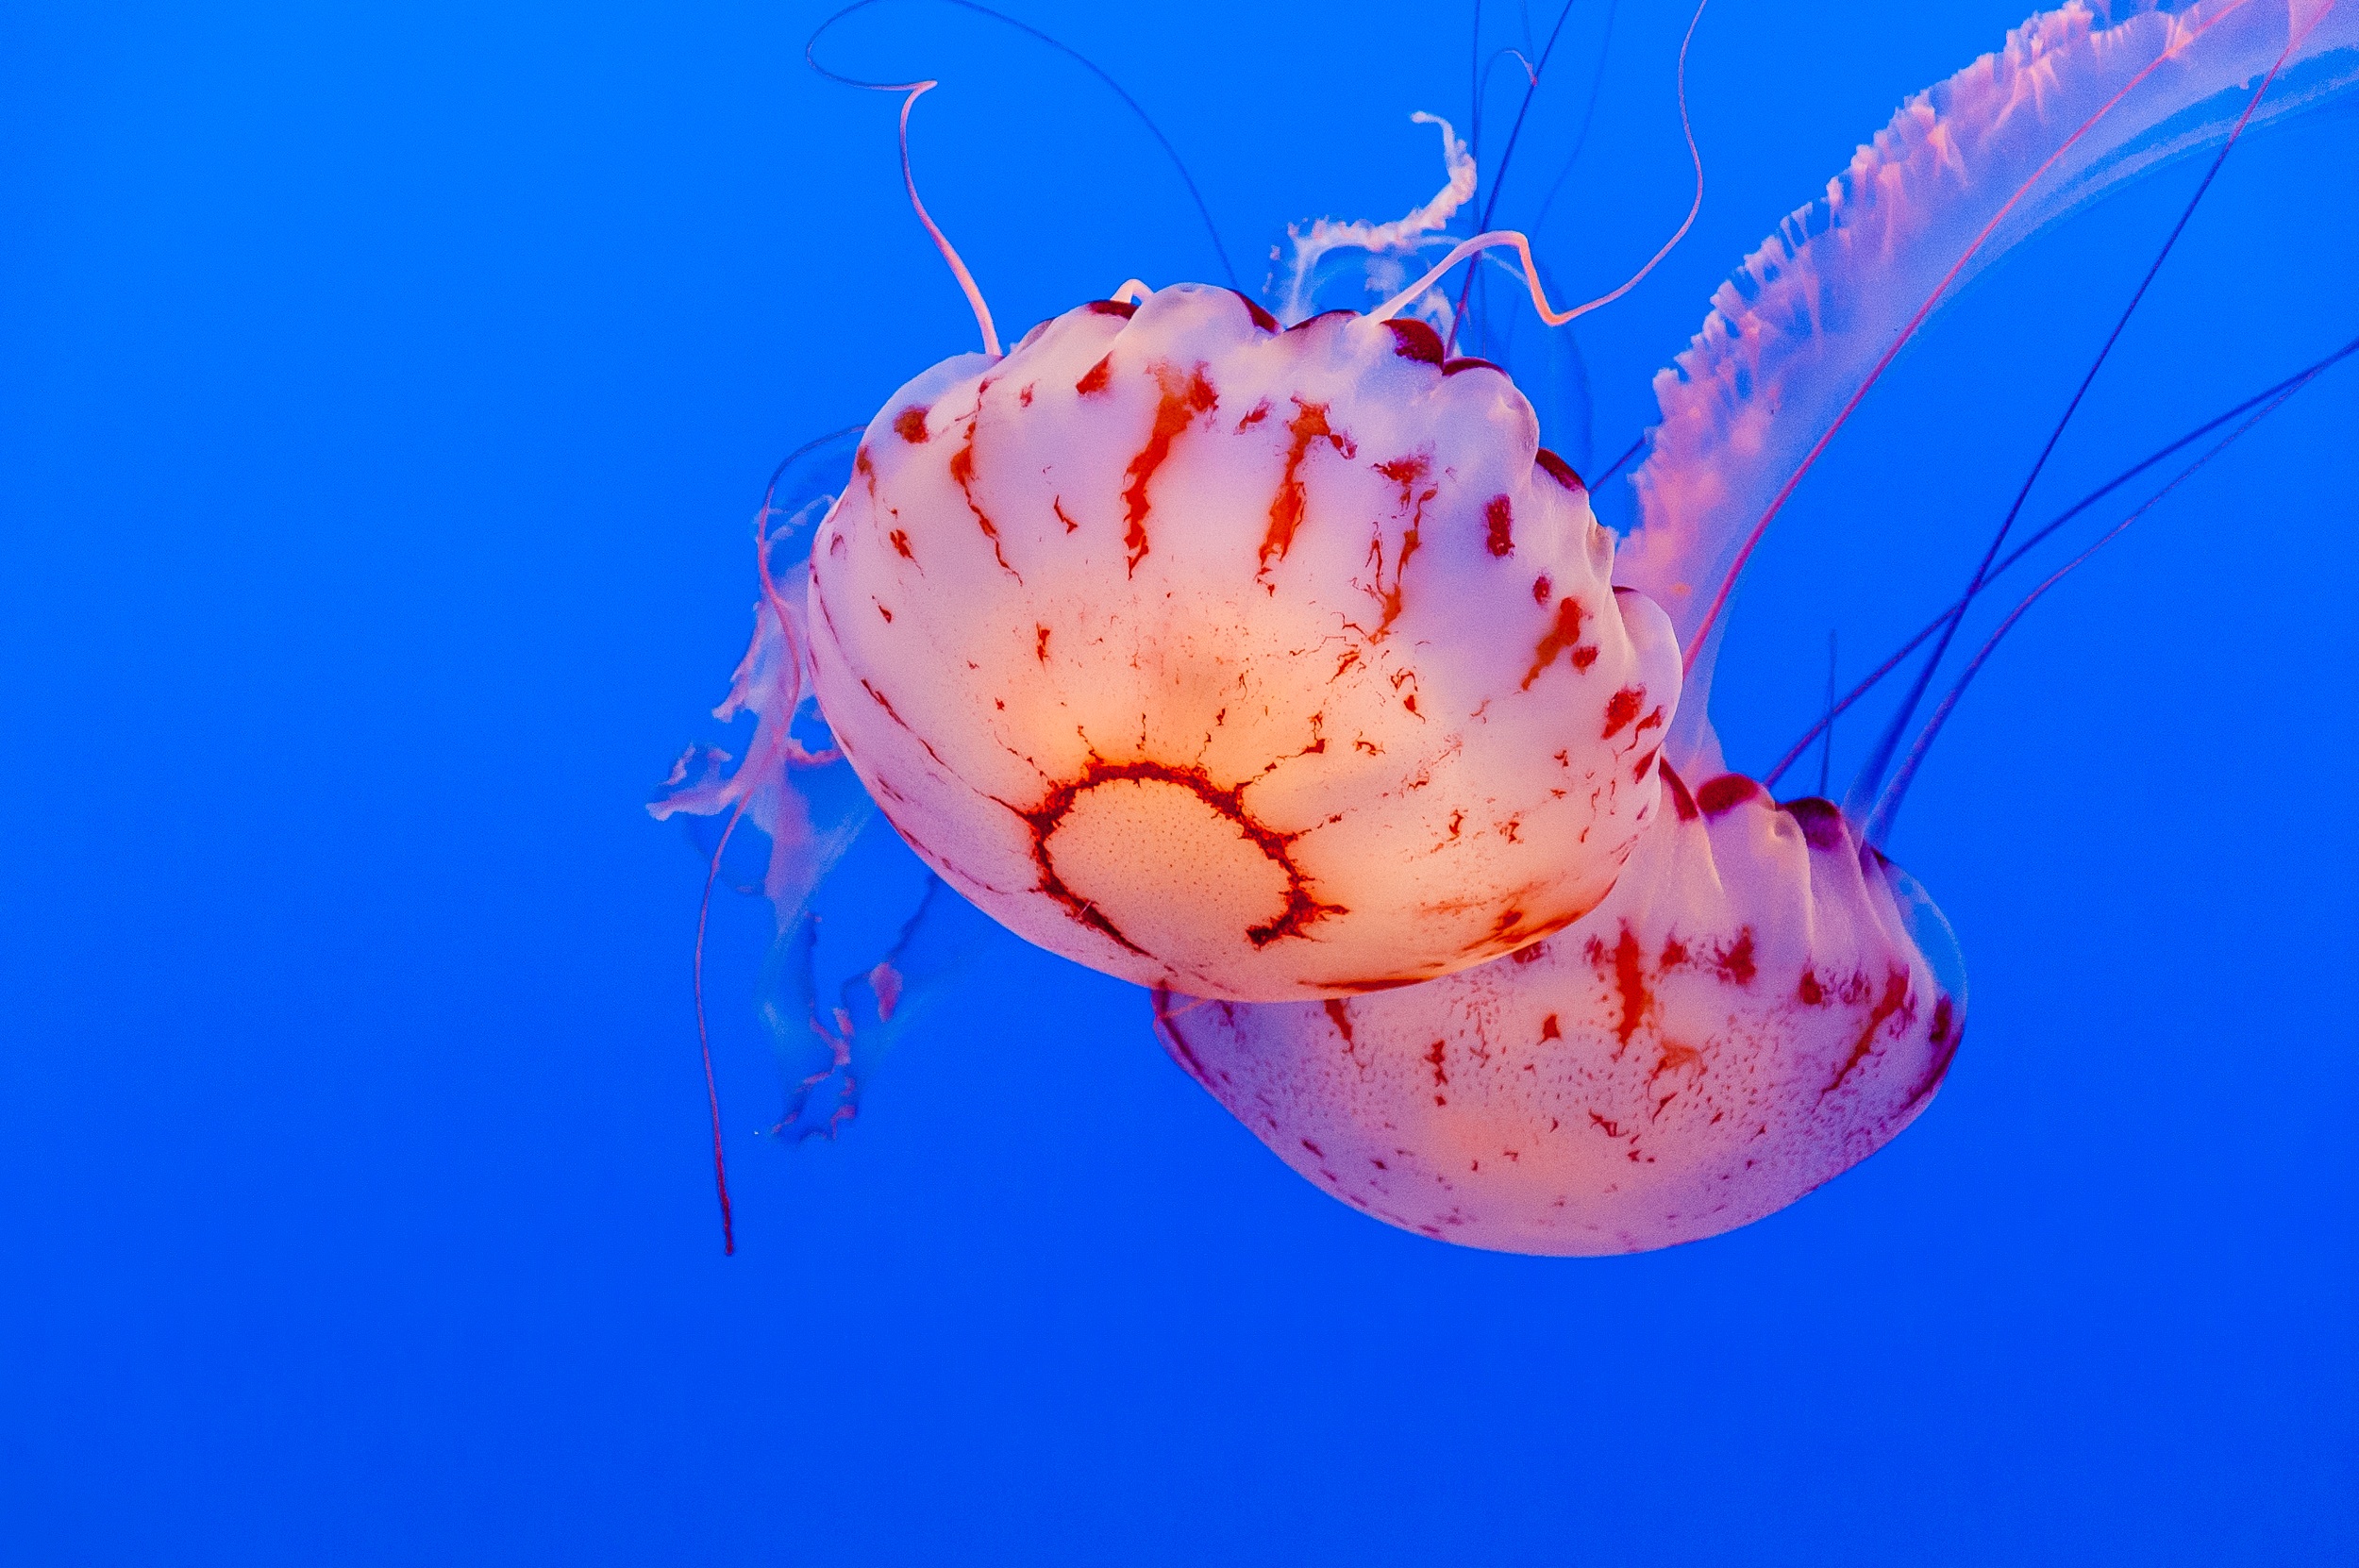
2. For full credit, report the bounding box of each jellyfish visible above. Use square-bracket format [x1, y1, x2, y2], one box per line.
[658, 0, 2359, 1252]
[1150, 0, 2359, 1252]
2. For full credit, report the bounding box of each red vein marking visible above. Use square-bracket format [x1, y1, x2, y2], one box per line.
[1259, 399, 1353, 578]
[1824, 967, 1913, 1096]
[949, 424, 1021, 580]
[1121, 362, 1217, 576]
[1521, 597, 1588, 690]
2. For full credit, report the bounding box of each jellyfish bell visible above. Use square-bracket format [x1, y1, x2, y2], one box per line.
[808, 278, 1682, 1002]
[1153, 765, 1965, 1255]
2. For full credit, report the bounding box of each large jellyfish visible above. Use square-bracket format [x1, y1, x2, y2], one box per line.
[658, 0, 2359, 1253]
[811, 241, 1681, 1004]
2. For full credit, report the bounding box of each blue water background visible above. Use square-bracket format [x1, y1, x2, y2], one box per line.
[4, 2, 2353, 1561]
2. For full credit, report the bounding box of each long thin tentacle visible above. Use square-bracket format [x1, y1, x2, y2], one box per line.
[1843, 22, 2308, 815]
[1757, 331, 2357, 790]
[806, 0, 1238, 288]
[1862, 374, 2316, 842]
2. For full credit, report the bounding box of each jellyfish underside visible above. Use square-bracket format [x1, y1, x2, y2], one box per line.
[658, 0, 2359, 1254]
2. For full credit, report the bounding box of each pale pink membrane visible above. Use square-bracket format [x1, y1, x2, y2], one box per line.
[1618, 0, 2359, 765]
[652, 438, 994, 1160]
[1157, 769, 1962, 1254]
[809, 286, 1681, 1002]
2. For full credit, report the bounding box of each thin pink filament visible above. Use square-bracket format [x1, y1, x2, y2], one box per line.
[1377, 0, 1707, 331]
[687, 467, 829, 1259]
[895, 82, 1000, 358]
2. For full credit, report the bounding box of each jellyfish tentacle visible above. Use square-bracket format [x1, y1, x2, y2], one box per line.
[653, 427, 880, 1250]
[1451, 0, 1583, 352]
[1864, 372, 2325, 843]
[1590, 432, 1646, 492]
[1380, 0, 1707, 336]
[1451, 0, 1703, 351]
[888, 82, 1000, 359]
[1619, 0, 2359, 706]
[1528, 0, 1626, 241]
[1755, 329, 2358, 790]
[1844, 9, 2319, 819]
[805, 0, 1239, 288]
[1272, 113, 1476, 330]
[692, 798, 746, 1256]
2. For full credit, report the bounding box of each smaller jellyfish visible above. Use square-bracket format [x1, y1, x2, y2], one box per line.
[1152, 763, 1964, 1255]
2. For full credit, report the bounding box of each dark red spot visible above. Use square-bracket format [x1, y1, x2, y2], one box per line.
[1034, 625, 1050, 663]
[1076, 355, 1113, 396]
[1484, 494, 1514, 558]
[1236, 399, 1273, 431]
[1370, 455, 1432, 636]
[1531, 574, 1551, 604]
[1613, 927, 1648, 1044]
[1324, 998, 1354, 1045]
[1534, 448, 1585, 492]
[1782, 796, 1849, 851]
[892, 405, 930, 443]
[1426, 1039, 1447, 1086]
[888, 528, 913, 560]
[1570, 646, 1599, 671]
[1715, 929, 1757, 988]
[1696, 775, 1763, 817]
[1052, 498, 1079, 533]
[1540, 1014, 1561, 1041]
[1260, 399, 1352, 575]
[1122, 362, 1217, 575]
[1901, 995, 1964, 1111]
[1018, 383, 1035, 408]
[876, 603, 892, 622]
[1798, 970, 1826, 1006]
[1602, 686, 1645, 740]
[1085, 298, 1137, 318]
[1231, 292, 1280, 331]
[1442, 356, 1501, 376]
[1300, 1138, 1324, 1158]
[1383, 318, 1445, 363]
[1651, 1043, 1702, 1084]
[1521, 597, 1588, 690]
[1929, 994, 1957, 1046]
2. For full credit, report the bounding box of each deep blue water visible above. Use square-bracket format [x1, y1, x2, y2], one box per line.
[5, 3, 2354, 1562]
